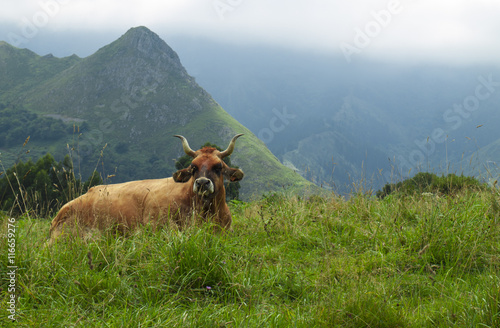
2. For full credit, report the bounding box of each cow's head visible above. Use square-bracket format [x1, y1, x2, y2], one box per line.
[172, 134, 244, 199]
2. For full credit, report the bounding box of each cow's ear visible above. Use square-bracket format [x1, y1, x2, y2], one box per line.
[173, 167, 193, 183]
[223, 167, 244, 182]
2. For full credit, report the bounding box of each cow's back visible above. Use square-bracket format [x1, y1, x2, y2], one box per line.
[49, 177, 190, 241]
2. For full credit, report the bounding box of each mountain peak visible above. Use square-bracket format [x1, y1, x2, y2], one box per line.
[0, 26, 319, 199]
[89, 26, 185, 75]
[120, 26, 177, 58]
[62, 25, 193, 97]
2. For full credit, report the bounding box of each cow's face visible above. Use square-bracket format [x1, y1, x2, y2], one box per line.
[173, 135, 244, 199]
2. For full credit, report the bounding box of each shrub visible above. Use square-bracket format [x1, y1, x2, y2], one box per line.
[0, 153, 102, 217]
[377, 172, 486, 199]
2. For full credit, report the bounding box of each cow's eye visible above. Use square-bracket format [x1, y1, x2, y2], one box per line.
[213, 164, 222, 175]
[190, 165, 198, 173]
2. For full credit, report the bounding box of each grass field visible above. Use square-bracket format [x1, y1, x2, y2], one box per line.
[1, 188, 500, 327]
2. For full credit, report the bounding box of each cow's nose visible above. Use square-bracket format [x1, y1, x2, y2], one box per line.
[196, 178, 210, 188]
[194, 177, 214, 195]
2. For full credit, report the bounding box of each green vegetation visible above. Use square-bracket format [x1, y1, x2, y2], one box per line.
[1, 30, 499, 325]
[0, 153, 102, 217]
[377, 172, 487, 199]
[0, 104, 87, 148]
[1, 185, 499, 326]
[0, 42, 80, 101]
[0, 28, 318, 199]
[0, 142, 238, 219]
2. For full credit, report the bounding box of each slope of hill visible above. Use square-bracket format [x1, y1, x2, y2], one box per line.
[0, 41, 80, 100]
[0, 27, 318, 199]
[169, 37, 500, 190]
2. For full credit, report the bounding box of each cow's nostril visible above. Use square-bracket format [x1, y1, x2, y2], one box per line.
[194, 178, 214, 195]
[196, 178, 210, 188]
[197, 179, 207, 186]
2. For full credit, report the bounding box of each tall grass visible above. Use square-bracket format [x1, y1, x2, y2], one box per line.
[1, 185, 499, 327]
[0, 135, 103, 218]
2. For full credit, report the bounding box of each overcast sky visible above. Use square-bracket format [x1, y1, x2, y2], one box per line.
[1, 0, 500, 65]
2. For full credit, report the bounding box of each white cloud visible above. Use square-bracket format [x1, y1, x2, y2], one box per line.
[1, 0, 499, 65]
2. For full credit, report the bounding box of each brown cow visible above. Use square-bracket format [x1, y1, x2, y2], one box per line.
[48, 134, 244, 244]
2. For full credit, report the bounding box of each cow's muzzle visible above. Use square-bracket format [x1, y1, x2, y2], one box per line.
[193, 177, 215, 197]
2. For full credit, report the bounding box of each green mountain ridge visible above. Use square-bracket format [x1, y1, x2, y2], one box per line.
[169, 39, 500, 190]
[0, 27, 318, 200]
[0, 41, 80, 101]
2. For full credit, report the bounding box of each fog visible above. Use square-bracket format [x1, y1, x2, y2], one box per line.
[1, 0, 499, 66]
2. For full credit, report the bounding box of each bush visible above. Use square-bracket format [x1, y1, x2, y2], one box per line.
[0, 153, 102, 217]
[377, 172, 486, 199]
[0, 104, 81, 146]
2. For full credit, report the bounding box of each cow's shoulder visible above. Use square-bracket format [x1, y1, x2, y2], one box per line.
[126, 177, 177, 192]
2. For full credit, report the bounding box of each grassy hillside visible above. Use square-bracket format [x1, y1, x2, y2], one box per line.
[178, 107, 317, 199]
[0, 41, 80, 101]
[0, 27, 319, 199]
[1, 188, 499, 327]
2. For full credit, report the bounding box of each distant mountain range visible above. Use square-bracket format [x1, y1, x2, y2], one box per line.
[0, 27, 318, 199]
[168, 37, 500, 190]
[2, 27, 499, 196]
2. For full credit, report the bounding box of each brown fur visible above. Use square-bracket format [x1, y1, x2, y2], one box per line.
[48, 143, 243, 245]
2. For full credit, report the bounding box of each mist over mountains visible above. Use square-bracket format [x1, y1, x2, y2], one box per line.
[168, 37, 500, 190]
[0, 27, 316, 199]
[1, 26, 499, 196]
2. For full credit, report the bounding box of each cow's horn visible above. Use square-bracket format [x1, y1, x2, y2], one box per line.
[219, 134, 244, 158]
[174, 135, 197, 157]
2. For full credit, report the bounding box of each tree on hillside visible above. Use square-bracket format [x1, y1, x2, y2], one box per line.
[175, 142, 241, 201]
[0, 153, 102, 217]
[0, 104, 78, 147]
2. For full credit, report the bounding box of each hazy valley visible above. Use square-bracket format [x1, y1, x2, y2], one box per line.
[1, 26, 500, 197]
[170, 37, 500, 191]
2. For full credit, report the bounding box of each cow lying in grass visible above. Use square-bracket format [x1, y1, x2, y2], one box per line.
[48, 134, 244, 244]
